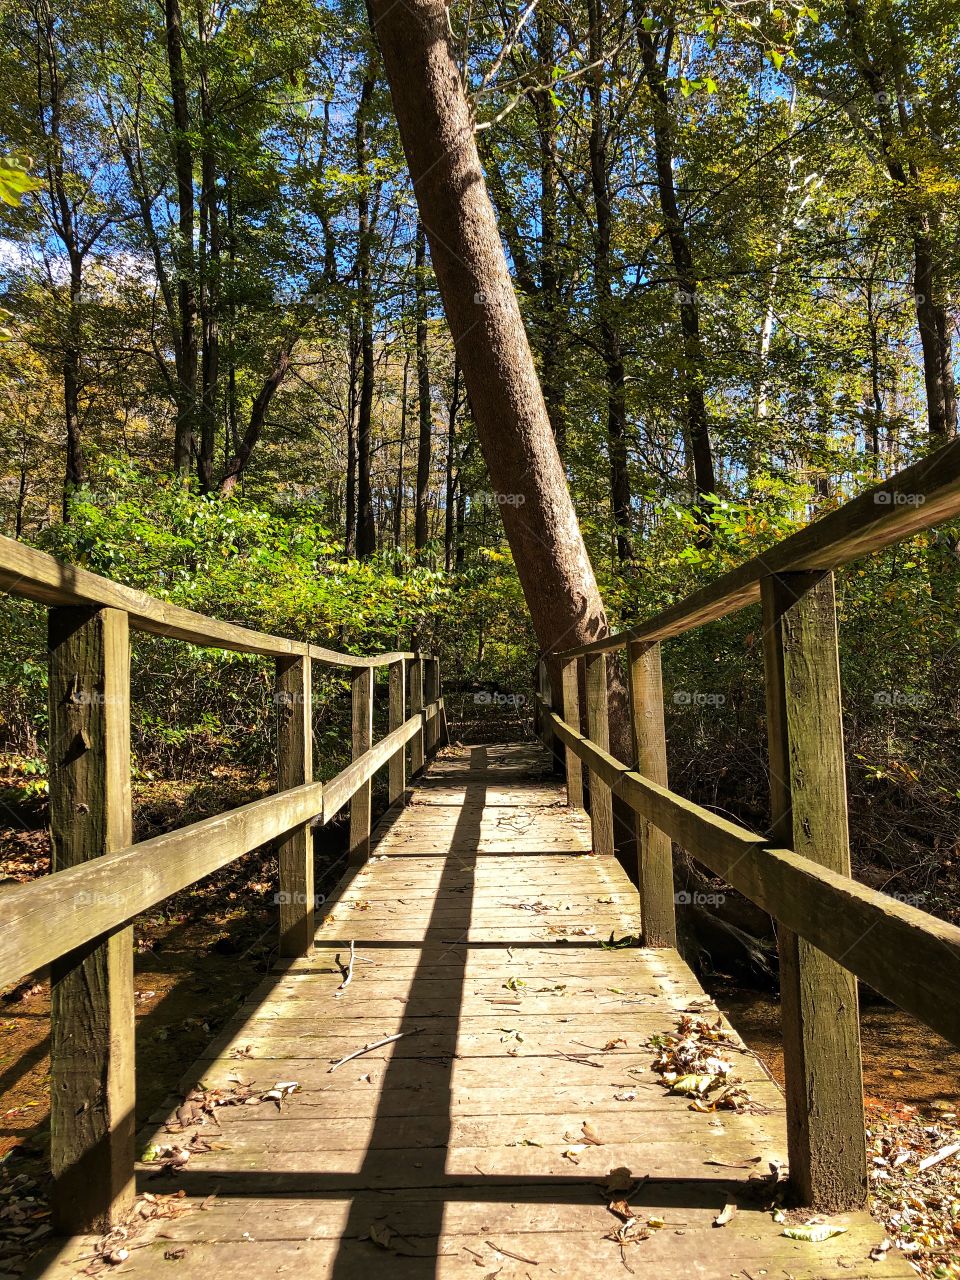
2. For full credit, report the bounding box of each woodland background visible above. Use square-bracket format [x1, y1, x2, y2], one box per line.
[1, 0, 959, 960]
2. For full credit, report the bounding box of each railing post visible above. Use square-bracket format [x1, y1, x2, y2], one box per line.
[537, 659, 556, 764]
[409, 654, 425, 776]
[583, 652, 614, 856]
[276, 655, 313, 955]
[349, 663, 373, 863]
[559, 657, 583, 809]
[761, 570, 867, 1211]
[627, 641, 677, 947]
[388, 657, 407, 806]
[424, 655, 439, 755]
[48, 606, 135, 1233]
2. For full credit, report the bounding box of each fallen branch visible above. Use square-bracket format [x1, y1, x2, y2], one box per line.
[335, 940, 356, 995]
[327, 1027, 425, 1073]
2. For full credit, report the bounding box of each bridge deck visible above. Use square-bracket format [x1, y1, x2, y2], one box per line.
[39, 744, 901, 1278]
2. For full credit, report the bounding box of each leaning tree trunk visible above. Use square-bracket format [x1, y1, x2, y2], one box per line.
[367, 0, 628, 756]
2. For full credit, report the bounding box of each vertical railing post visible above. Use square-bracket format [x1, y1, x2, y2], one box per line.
[559, 657, 583, 809]
[276, 654, 313, 955]
[388, 657, 407, 806]
[537, 659, 556, 765]
[349, 663, 373, 863]
[583, 652, 614, 856]
[761, 570, 867, 1210]
[424, 655, 439, 755]
[409, 653, 425, 776]
[48, 606, 135, 1233]
[627, 641, 677, 947]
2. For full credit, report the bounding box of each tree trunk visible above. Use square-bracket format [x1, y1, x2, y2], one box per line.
[444, 360, 461, 571]
[220, 339, 295, 495]
[355, 71, 377, 559]
[394, 350, 409, 557]
[345, 322, 358, 557]
[638, 26, 716, 523]
[586, 0, 633, 563]
[367, 0, 628, 756]
[414, 220, 432, 557]
[912, 220, 957, 444]
[164, 0, 199, 474]
[196, 28, 220, 494]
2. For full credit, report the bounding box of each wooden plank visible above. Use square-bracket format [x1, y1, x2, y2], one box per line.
[627, 641, 676, 947]
[559, 657, 583, 808]
[0, 532, 413, 664]
[48, 606, 135, 1233]
[544, 704, 960, 1048]
[32, 742, 902, 1280]
[0, 778, 325, 991]
[349, 665, 374, 864]
[584, 653, 614, 855]
[409, 655, 425, 776]
[388, 658, 407, 806]
[557, 436, 960, 657]
[761, 571, 867, 1210]
[324, 717, 423, 822]
[276, 655, 314, 957]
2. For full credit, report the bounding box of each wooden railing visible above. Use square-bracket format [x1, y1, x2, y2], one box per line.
[537, 436, 960, 1214]
[0, 533, 446, 1234]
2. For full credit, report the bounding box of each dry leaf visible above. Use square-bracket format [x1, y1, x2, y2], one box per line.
[712, 1203, 737, 1228]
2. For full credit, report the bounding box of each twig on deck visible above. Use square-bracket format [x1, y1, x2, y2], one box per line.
[334, 940, 356, 995]
[327, 1027, 425, 1073]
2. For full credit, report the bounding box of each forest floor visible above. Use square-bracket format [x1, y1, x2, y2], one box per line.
[0, 763, 957, 1278]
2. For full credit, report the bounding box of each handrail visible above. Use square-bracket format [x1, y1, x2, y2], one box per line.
[0, 531, 412, 665]
[0, 701, 443, 992]
[556, 437, 960, 659]
[538, 460, 960, 1211]
[0, 535, 445, 1234]
[539, 698, 960, 1048]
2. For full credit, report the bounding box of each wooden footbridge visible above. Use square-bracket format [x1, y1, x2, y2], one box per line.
[5, 443, 960, 1277]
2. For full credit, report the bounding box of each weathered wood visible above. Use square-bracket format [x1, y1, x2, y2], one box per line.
[0, 776, 325, 992]
[349, 665, 374, 864]
[323, 716, 421, 822]
[761, 571, 867, 1210]
[48, 606, 135, 1233]
[537, 659, 557, 766]
[409, 654, 425, 775]
[388, 658, 407, 806]
[276, 655, 314, 957]
[557, 436, 960, 658]
[627, 642, 676, 947]
[543, 702, 960, 1049]
[559, 658, 583, 808]
[0, 530, 414, 663]
[57, 743, 898, 1280]
[424, 657, 440, 753]
[583, 653, 614, 855]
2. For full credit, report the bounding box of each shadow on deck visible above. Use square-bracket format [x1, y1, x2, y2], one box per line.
[35, 744, 901, 1279]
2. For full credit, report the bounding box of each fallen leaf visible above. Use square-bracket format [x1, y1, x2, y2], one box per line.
[712, 1203, 737, 1228]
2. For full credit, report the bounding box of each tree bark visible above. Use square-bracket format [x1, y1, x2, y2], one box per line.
[196, 19, 220, 494]
[164, 0, 199, 474]
[638, 25, 717, 522]
[444, 359, 461, 571]
[414, 220, 432, 556]
[220, 339, 295, 495]
[355, 70, 377, 558]
[367, 0, 628, 755]
[586, 0, 633, 563]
